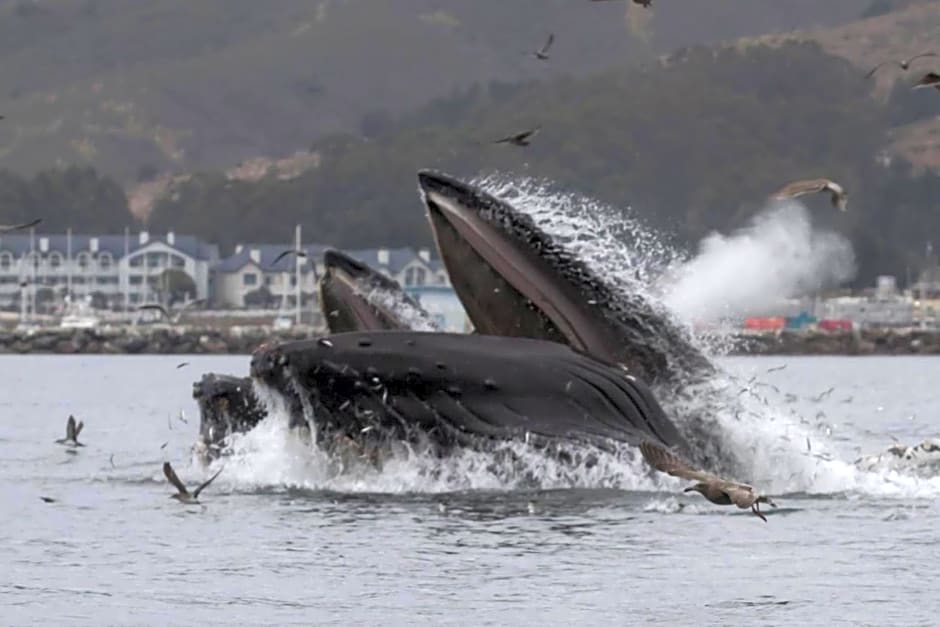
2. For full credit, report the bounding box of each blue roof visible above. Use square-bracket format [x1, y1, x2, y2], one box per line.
[214, 243, 332, 273]
[0, 232, 218, 261]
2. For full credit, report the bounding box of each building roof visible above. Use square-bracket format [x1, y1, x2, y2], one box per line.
[214, 243, 332, 273]
[216, 244, 441, 276]
[0, 232, 218, 261]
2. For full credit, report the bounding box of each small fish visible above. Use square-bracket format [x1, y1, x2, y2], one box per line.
[39, 496, 56, 503]
[176, 362, 190, 369]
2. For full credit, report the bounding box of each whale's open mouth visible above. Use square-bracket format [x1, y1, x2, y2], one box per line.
[418, 170, 710, 386]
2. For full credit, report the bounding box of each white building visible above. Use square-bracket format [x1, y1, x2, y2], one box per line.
[0, 230, 218, 310]
[212, 245, 451, 310]
[212, 243, 329, 309]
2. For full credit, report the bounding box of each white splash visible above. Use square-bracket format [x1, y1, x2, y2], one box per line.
[661, 201, 855, 323]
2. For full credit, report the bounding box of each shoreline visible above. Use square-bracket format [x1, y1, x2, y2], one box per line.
[1, 327, 939, 355]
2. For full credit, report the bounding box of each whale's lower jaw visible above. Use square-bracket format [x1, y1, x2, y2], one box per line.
[249, 331, 691, 462]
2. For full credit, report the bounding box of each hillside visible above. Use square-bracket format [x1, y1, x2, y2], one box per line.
[0, 0, 870, 181]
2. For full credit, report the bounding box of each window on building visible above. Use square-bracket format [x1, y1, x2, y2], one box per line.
[48, 252, 62, 269]
[171, 254, 186, 268]
[264, 275, 273, 286]
[0, 253, 12, 271]
[76, 252, 91, 271]
[130, 276, 143, 285]
[243, 273, 258, 286]
[129, 255, 142, 268]
[404, 266, 427, 287]
[98, 253, 112, 271]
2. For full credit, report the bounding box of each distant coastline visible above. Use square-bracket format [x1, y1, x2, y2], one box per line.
[0, 327, 938, 356]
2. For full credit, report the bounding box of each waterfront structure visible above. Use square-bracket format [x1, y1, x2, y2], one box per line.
[0, 230, 218, 311]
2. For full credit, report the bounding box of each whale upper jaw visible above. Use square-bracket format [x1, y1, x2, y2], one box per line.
[319, 248, 439, 334]
[417, 170, 710, 386]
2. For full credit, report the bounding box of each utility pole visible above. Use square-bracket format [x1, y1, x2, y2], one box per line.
[66, 227, 72, 298]
[294, 224, 302, 325]
[123, 227, 130, 315]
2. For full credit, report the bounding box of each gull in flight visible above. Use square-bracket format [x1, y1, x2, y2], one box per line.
[639, 442, 777, 522]
[0, 218, 42, 234]
[55, 415, 85, 447]
[866, 52, 937, 78]
[533, 33, 554, 61]
[163, 461, 223, 504]
[772, 178, 847, 211]
[492, 127, 541, 147]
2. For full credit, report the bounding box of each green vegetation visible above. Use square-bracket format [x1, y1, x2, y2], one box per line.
[0, 165, 134, 232]
[149, 41, 915, 288]
[0, 0, 867, 180]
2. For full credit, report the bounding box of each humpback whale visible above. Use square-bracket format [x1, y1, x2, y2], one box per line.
[319, 248, 440, 334]
[250, 331, 689, 461]
[417, 170, 712, 388]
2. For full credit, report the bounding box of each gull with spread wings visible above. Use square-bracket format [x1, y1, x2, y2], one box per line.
[55, 415, 85, 447]
[639, 442, 777, 522]
[163, 461, 223, 504]
[772, 178, 847, 211]
[533, 33, 554, 61]
[866, 52, 937, 78]
[0, 218, 42, 234]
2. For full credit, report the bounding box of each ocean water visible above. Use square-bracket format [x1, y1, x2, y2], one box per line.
[1, 354, 939, 626]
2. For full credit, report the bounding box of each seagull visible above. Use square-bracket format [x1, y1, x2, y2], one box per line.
[912, 72, 940, 91]
[810, 386, 835, 402]
[772, 178, 847, 211]
[163, 461, 223, 504]
[270, 249, 308, 267]
[533, 33, 554, 61]
[866, 52, 937, 78]
[492, 127, 540, 147]
[0, 218, 42, 234]
[55, 415, 84, 447]
[766, 364, 787, 373]
[639, 442, 777, 522]
[136, 299, 204, 324]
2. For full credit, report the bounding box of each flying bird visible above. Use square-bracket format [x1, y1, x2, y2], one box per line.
[639, 442, 777, 522]
[492, 127, 540, 147]
[136, 299, 204, 324]
[772, 178, 847, 211]
[0, 218, 42, 234]
[40, 496, 56, 503]
[866, 52, 937, 78]
[912, 72, 940, 91]
[533, 33, 554, 61]
[590, 0, 652, 5]
[270, 249, 308, 267]
[163, 461, 223, 504]
[55, 415, 85, 447]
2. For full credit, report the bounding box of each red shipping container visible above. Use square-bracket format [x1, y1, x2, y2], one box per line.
[743, 317, 785, 331]
[817, 319, 853, 332]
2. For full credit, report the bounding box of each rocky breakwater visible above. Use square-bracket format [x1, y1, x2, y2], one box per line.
[733, 329, 940, 356]
[0, 326, 319, 355]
